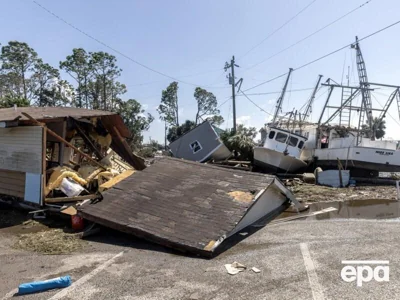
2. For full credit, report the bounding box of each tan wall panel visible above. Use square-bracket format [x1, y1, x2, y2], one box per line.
[0, 126, 43, 174]
[0, 169, 25, 198]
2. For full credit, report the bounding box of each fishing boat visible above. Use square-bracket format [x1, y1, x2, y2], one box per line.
[299, 37, 400, 177]
[253, 69, 322, 173]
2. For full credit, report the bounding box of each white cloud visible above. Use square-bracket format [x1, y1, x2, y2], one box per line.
[178, 108, 184, 116]
[142, 104, 149, 110]
[236, 115, 251, 126]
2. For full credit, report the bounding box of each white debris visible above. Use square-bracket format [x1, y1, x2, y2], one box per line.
[225, 261, 246, 275]
[251, 267, 261, 273]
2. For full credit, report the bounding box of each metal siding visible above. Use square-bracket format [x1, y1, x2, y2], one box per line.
[0, 126, 43, 174]
[169, 122, 222, 162]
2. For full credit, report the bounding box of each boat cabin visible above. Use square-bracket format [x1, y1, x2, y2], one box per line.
[263, 127, 307, 158]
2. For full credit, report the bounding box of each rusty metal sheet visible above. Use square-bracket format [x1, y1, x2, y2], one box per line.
[79, 157, 279, 256]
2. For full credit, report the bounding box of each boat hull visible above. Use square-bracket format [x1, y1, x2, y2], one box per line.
[254, 147, 307, 173]
[311, 146, 400, 173]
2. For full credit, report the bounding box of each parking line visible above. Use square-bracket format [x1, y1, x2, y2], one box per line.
[300, 243, 324, 300]
[47, 251, 124, 300]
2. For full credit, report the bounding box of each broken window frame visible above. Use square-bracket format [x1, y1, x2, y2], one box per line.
[190, 140, 202, 154]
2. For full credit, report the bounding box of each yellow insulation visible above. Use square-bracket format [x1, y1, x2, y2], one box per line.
[45, 167, 88, 196]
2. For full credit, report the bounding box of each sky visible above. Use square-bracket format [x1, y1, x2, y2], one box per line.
[1, 0, 400, 143]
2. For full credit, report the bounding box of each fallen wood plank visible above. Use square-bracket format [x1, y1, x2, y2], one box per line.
[60, 206, 77, 216]
[45, 194, 98, 203]
[98, 169, 135, 192]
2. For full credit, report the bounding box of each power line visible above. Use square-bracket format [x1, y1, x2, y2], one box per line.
[242, 72, 289, 92]
[243, 0, 372, 71]
[32, 1, 227, 89]
[294, 19, 400, 72]
[240, 91, 274, 116]
[239, 0, 317, 59]
[242, 18, 400, 92]
[237, 87, 314, 96]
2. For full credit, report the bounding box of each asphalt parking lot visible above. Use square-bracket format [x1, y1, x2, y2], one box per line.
[1, 216, 400, 300]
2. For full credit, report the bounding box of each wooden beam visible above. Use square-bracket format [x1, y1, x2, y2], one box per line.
[45, 194, 98, 203]
[71, 118, 104, 160]
[99, 169, 135, 192]
[22, 113, 107, 170]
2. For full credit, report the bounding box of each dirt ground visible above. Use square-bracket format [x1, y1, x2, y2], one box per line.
[289, 183, 398, 203]
[0, 203, 87, 255]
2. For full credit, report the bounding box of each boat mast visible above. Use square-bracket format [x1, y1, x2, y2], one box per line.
[352, 36, 373, 142]
[302, 75, 323, 124]
[272, 68, 293, 125]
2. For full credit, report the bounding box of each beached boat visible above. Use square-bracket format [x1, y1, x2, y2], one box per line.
[254, 127, 307, 173]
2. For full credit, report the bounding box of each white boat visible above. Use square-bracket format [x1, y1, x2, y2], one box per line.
[254, 127, 307, 173]
[300, 125, 400, 177]
[253, 69, 321, 174]
[298, 37, 400, 177]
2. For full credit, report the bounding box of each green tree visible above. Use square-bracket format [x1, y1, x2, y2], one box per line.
[194, 87, 220, 125]
[0, 41, 38, 101]
[207, 115, 224, 126]
[89, 51, 121, 110]
[116, 99, 154, 149]
[31, 59, 60, 106]
[362, 117, 386, 140]
[220, 125, 257, 161]
[0, 72, 24, 101]
[158, 81, 179, 127]
[60, 48, 92, 108]
[167, 120, 196, 143]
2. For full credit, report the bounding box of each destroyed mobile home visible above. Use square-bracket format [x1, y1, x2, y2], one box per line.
[0, 106, 145, 207]
[0, 107, 301, 256]
[168, 120, 231, 163]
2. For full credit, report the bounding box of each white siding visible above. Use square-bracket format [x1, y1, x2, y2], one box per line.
[0, 126, 43, 174]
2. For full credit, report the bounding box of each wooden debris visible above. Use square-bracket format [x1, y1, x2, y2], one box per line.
[45, 194, 98, 203]
[22, 112, 107, 171]
[98, 169, 136, 192]
[60, 206, 77, 216]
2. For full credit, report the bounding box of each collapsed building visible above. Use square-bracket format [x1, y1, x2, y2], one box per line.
[0, 106, 144, 207]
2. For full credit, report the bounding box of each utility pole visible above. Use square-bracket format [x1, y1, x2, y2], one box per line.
[225, 56, 240, 133]
[164, 121, 167, 150]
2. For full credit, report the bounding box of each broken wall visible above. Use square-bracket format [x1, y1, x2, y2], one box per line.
[0, 126, 44, 205]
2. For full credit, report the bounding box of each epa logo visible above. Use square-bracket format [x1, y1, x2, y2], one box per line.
[341, 260, 389, 287]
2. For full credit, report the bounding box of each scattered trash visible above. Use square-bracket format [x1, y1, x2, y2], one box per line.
[60, 178, 85, 198]
[18, 275, 71, 295]
[251, 267, 261, 273]
[225, 261, 247, 275]
[71, 215, 85, 231]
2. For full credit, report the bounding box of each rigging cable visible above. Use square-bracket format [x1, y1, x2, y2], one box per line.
[239, 0, 317, 59]
[243, 0, 373, 71]
[243, 18, 400, 92]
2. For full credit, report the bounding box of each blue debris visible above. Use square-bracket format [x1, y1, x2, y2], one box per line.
[18, 275, 71, 295]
